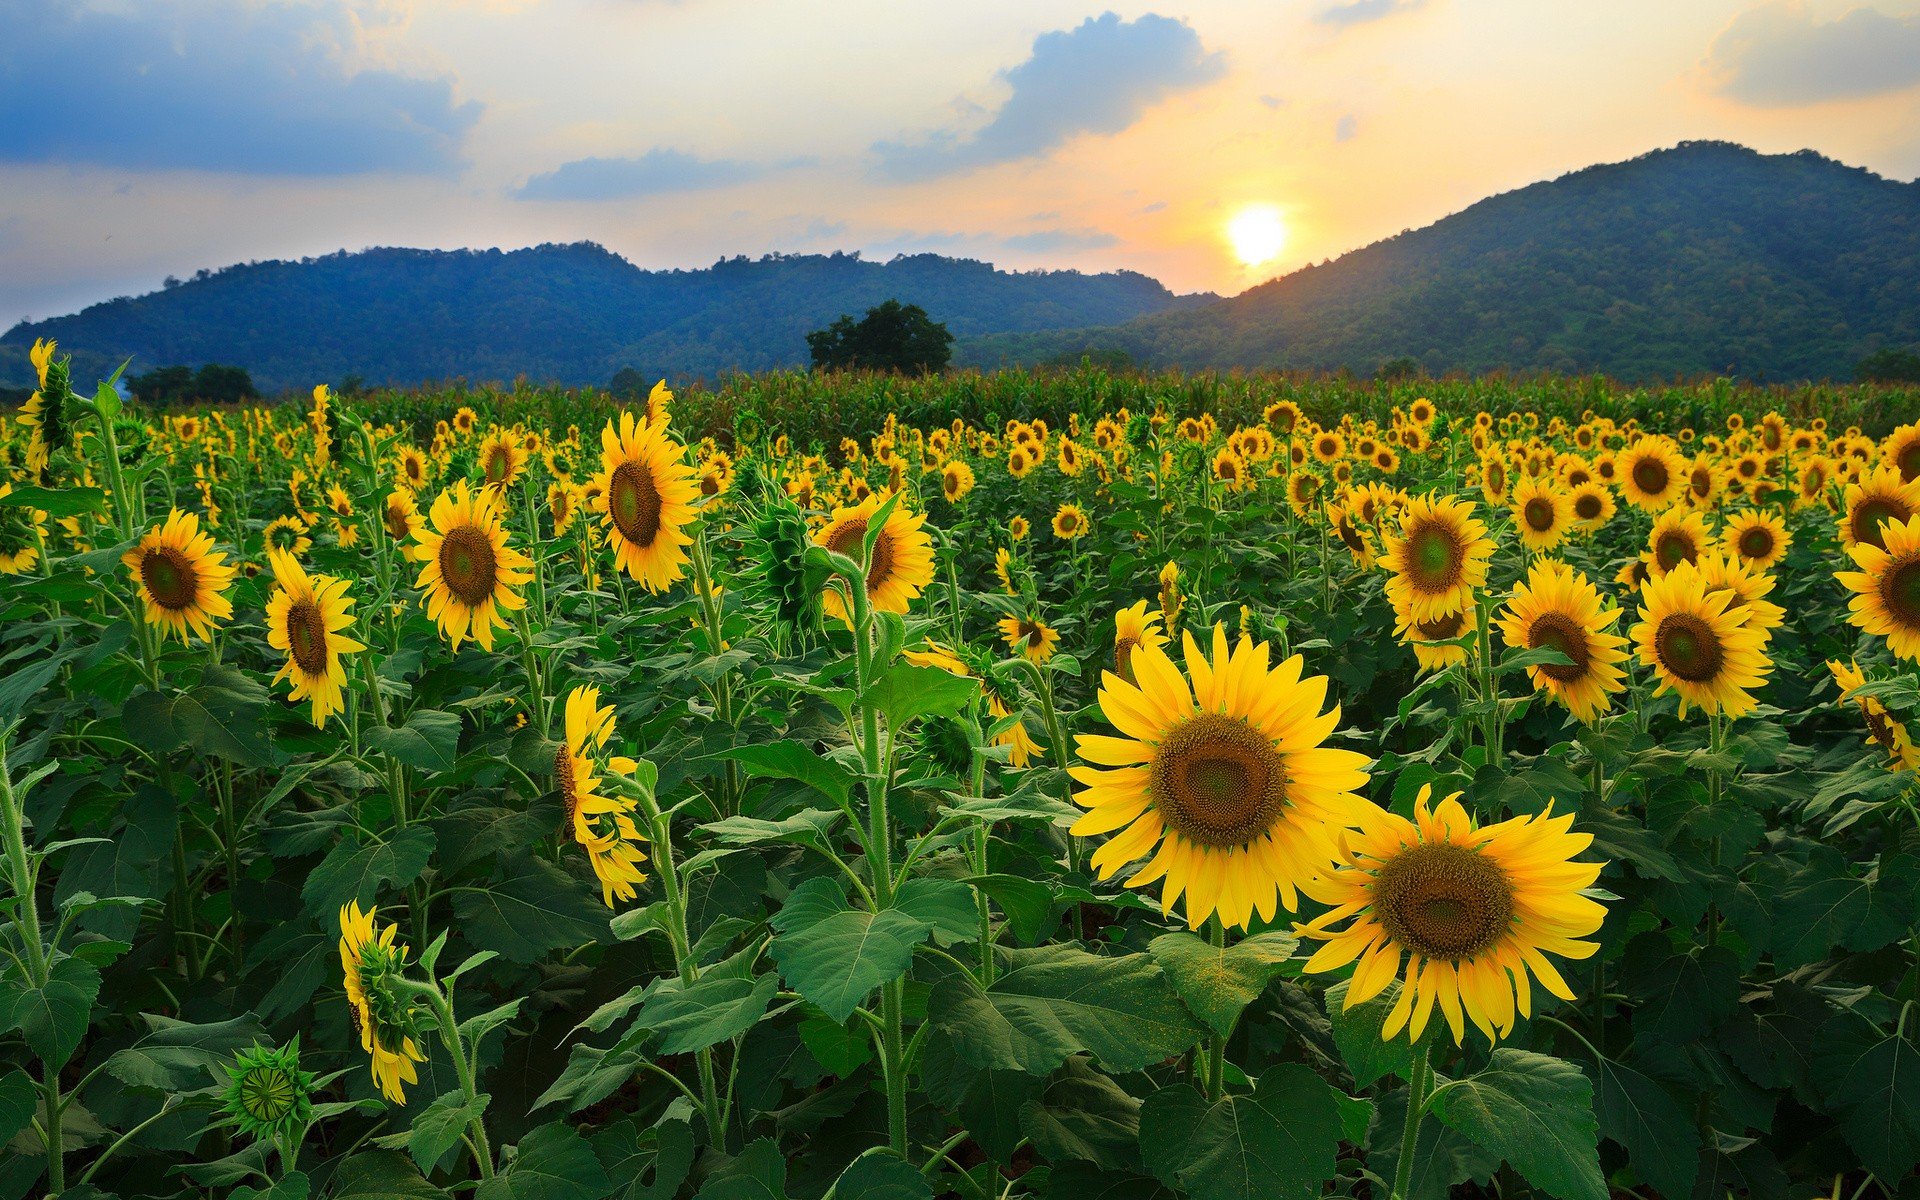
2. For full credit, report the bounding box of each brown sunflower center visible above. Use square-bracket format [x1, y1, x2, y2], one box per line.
[1404, 520, 1465, 593]
[285, 598, 331, 675]
[1523, 497, 1556, 533]
[1573, 492, 1603, 521]
[1150, 713, 1288, 848]
[1631, 456, 1669, 496]
[484, 445, 513, 483]
[1654, 612, 1725, 683]
[1654, 530, 1697, 572]
[384, 501, 411, 541]
[1882, 559, 1920, 628]
[1690, 467, 1713, 496]
[438, 525, 498, 606]
[140, 546, 200, 611]
[1374, 842, 1514, 961]
[555, 745, 580, 827]
[1527, 611, 1592, 683]
[1900, 443, 1920, 483]
[1114, 635, 1141, 684]
[609, 460, 664, 547]
[1853, 498, 1911, 550]
[1737, 526, 1774, 561]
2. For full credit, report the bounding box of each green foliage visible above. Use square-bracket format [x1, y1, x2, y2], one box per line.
[806, 299, 954, 376]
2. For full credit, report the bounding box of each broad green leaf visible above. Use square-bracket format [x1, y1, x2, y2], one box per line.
[232, 1170, 312, 1200]
[1428, 1049, 1607, 1200]
[476, 1122, 610, 1200]
[701, 810, 844, 854]
[928, 944, 1204, 1075]
[409, 1090, 489, 1174]
[0, 953, 101, 1070]
[769, 876, 929, 1022]
[453, 854, 613, 963]
[1018, 1056, 1141, 1172]
[329, 1150, 452, 1199]
[1619, 933, 1740, 1045]
[1323, 977, 1415, 1089]
[893, 877, 981, 946]
[1587, 1055, 1700, 1199]
[368, 709, 464, 775]
[830, 1152, 930, 1200]
[120, 664, 277, 767]
[1148, 929, 1297, 1038]
[869, 660, 979, 727]
[1138, 1065, 1342, 1200]
[1042, 1163, 1174, 1200]
[719, 741, 858, 808]
[302, 826, 437, 916]
[971, 873, 1054, 944]
[103, 1012, 266, 1090]
[1815, 1021, 1920, 1182]
[0, 484, 107, 517]
[639, 973, 778, 1054]
[0, 1071, 36, 1144]
[695, 1137, 788, 1200]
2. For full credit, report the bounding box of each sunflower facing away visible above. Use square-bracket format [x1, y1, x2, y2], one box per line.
[1300, 785, 1606, 1045]
[1836, 512, 1920, 662]
[17, 339, 71, 475]
[591, 412, 700, 592]
[337, 902, 426, 1104]
[1070, 626, 1373, 930]
[1722, 509, 1790, 570]
[1111, 600, 1167, 684]
[1510, 477, 1572, 552]
[265, 548, 366, 728]
[411, 481, 533, 652]
[0, 483, 47, 575]
[123, 508, 236, 642]
[815, 492, 936, 623]
[1496, 559, 1628, 722]
[557, 685, 652, 907]
[1380, 495, 1495, 624]
[1630, 558, 1773, 718]
[1828, 660, 1920, 771]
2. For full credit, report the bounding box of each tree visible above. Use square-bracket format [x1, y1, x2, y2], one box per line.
[806, 299, 953, 376]
[127, 363, 258, 406]
[608, 367, 647, 397]
[1377, 356, 1422, 381]
[1855, 347, 1920, 383]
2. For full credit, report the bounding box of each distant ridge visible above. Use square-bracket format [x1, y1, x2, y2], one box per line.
[1, 246, 1214, 391]
[965, 142, 1920, 382]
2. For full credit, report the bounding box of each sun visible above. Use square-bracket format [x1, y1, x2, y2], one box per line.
[1226, 204, 1288, 268]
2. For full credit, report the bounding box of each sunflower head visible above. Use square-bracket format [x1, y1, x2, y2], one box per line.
[1836, 512, 1920, 663]
[815, 491, 935, 622]
[1380, 495, 1494, 623]
[1052, 503, 1087, 540]
[123, 508, 237, 643]
[223, 1039, 316, 1142]
[336, 902, 427, 1105]
[1842, 468, 1920, 551]
[1495, 559, 1628, 722]
[1630, 558, 1774, 717]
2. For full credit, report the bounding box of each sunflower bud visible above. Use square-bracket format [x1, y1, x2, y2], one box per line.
[223, 1038, 316, 1143]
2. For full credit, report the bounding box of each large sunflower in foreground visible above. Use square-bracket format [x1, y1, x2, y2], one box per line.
[1069, 626, 1372, 930]
[337, 902, 426, 1104]
[1630, 559, 1773, 717]
[591, 412, 700, 592]
[1495, 559, 1628, 722]
[265, 548, 366, 727]
[815, 492, 935, 622]
[1299, 785, 1606, 1045]
[410, 481, 532, 652]
[1510, 476, 1572, 552]
[1828, 660, 1920, 771]
[1380, 495, 1494, 623]
[1836, 512, 1920, 662]
[123, 508, 236, 642]
[1721, 509, 1790, 570]
[1840, 467, 1920, 552]
[557, 685, 652, 907]
[1617, 436, 1687, 509]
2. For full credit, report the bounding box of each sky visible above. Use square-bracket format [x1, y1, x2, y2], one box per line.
[5, 0, 1920, 325]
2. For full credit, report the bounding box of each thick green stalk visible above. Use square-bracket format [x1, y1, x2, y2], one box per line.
[1391, 1043, 1434, 1200]
[1205, 918, 1228, 1101]
[0, 736, 60, 1194]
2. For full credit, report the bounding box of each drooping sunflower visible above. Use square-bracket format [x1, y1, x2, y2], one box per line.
[999, 613, 1061, 663]
[0, 484, 48, 574]
[1616, 436, 1687, 509]
[17, 339, 73, 475]
[1646, 507, 1713, 577]
[337, 902, 426, 1105]
[1299, 785, 1606, 1045]
[1380, 495, 1495, 623]
[1111, 600, 1167, 685]
[815, 492, 936, 622]
[994, 546, 1017, 594]
[987, 689, 1044, 769]
[1391, 598, 1476, 672]
[1836, 512, 1920, 662]
[1721, 509, 1790, 570]
[265, 548, 366, 728]
[410, 480, 533, 652]
[1839, 467, 1920, 551]
[1828, 660, 1920, 771]
[1510, 477, 1572, 552]
[557, 686, 652, 907]
[1069, 626, 1373, 930]
[1630, 558, 1773, 717]
[1495, 560, 1628, 722]
[123, 509, 236, 643]
[591, 412, 700, 591]
[1052, 503, 1088, 541]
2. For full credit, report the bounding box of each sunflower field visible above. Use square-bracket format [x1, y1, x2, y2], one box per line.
[4, 342, 1920, 1200]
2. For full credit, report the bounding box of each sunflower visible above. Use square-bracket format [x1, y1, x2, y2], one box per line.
[1840, 467, 1920, 551]
[1069, 626, 1372, 930]
[1327, 502, 1376, 568]
[1885, 423, 1920, 484]
[1566, 482, 1614, 532]
[1495, 560, 1628, 722]
[1479, 455, 1511, 507]
[0, 484, 48, 574]
[411, 481, 533, 652]
[590, 413, 700, 591]
[1828, 660, 1920, 771]
[382, 488, 424, 547]
[941, 460, 975, 503]
[1683, 457, 1723, 508]
[1836, 512, 1920, 662]
[1006, 445, 1036, 478]
[123, 509, 236, 643]
[994, 546, 1017, 595]
[548, 481, 582, 534]
[337, 902, 426, 1105]
[265, 549, 366, 727]
[1718, 509, 1788, 570]
[1630, 559, 1773, 717]
[1380, 495, 1494, 624]
[17, 339, 73, 475]
[999, 614, 1060, 663]
[1159, 560, 1184, 625]
[557, 686, 652, 907]
[1646, 508, 1713, 577]
[264, 514, 314, 558]
[1213, 448, 1248, 491]
[988, 690, 1044, 768]
[1111, 600, 1167, 685]
[396, 445, 431, 490]
[1052, 503, 1088, 541]
[1299, 785, 1606, 1045]
[452, 406, 477, 437]
[477, 429, 528, 491]
[1313, 429, 1346, 463]
[1617, 437, 1687, 509]
[816, 492, 936, 622]
[1287, 469, 1324, 517]
[1510, 477, 1572, 552]
[1008, 515, 1030, 541]
[1392, 598, 1476, 671]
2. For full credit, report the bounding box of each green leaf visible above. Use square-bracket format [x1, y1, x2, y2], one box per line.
[233, 1170, 312, 1200]
[798, 1014, 873, 1077]
[1019, 1056, 1142, 1171]
[0, 953, 101, 1070]
[893, 877, 981, 947]
[477, 1122, 611, 1200]
[1619, 934, 1740, 1045]
[367, 709, 464, 775]
[0, 484, 107, 517]
[0, 1070, 36, 1145]
[769, 877, 930, 1023]
[120, 664, 278, 767]
[409, 1091, 489, 1174]
[1815, 1022, 1920, 1182]
[638, 973, 778, 1054]
[695, 1137, 788, 1200]
[1324, 978, 1415, 1089]
[1148, 929, 1296, 1038]
[1428, 1049, 1607, 1200]
[1138, 1065, 1342, 1200]
[328, 1150, 452, 1199]
[1772, 853, 1915, 968]
[302, 826, 437, 917]
[103, 1012, 266, 1090]
[1042, 1163, 1174, 1200]
[719, 741, 857, 808]
[453, 854, 613, 963]
[701, 810, 844, 854]
[831, 1152, 931, 1200]
[869, 661, 979, 727]
[1586, 1055, 1700, 1199]
[929, 944, 1204, 1075]
[972, 874, 1054, 943]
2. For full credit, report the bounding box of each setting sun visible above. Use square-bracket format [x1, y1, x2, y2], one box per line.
[1226, 204, 1288, 268]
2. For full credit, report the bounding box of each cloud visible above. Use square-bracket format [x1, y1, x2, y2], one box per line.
[1002, 228, 1120, 253]
[1706, 3, 1920, 106]
[873, 12, 1225, 180]
[1316, 0, 1428, 28]
[514, 150, 781, 201]
[1335, 114, 1359, 142]
[0, 0, 480, 176]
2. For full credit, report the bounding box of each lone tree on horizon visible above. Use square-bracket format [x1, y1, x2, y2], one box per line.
[806, 299, 953, 376]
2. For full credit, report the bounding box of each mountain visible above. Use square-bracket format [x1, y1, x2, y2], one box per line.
[965, 142, 1920, 382]
[1, 246, 1213, 391]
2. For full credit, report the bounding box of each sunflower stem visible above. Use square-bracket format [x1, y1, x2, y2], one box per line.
[1205, 918, 1228, 1101]
[1391, 1042, 1434, 1200]
[636, 790, 729, 1145]
[0, 728, 63, 1195]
